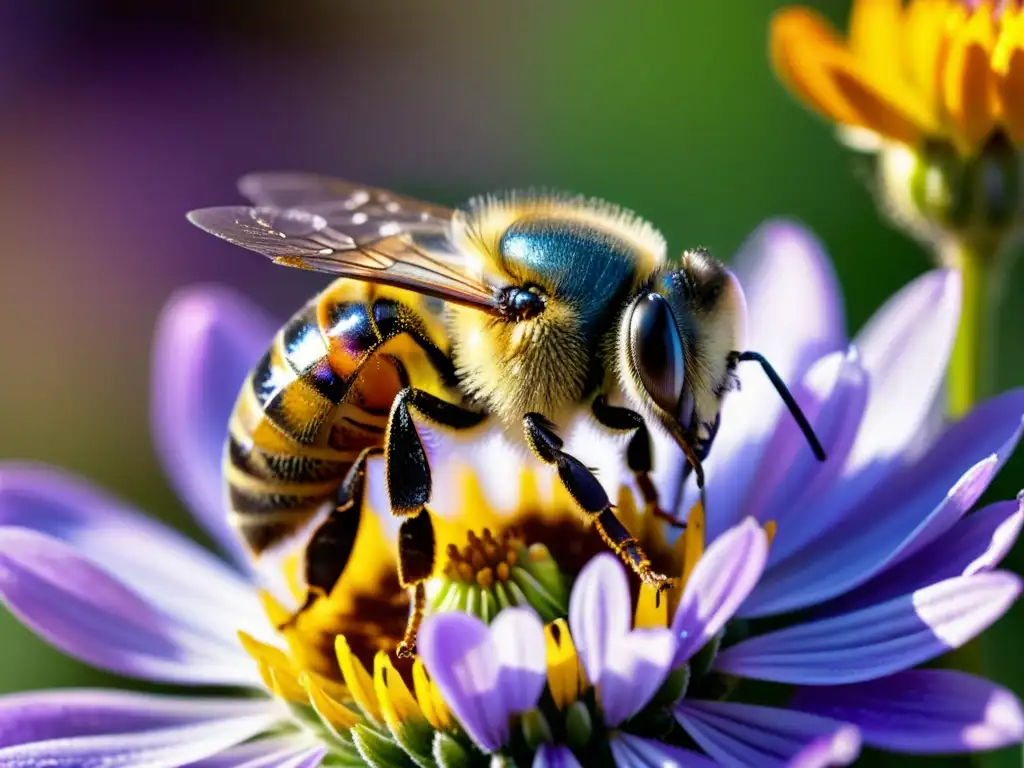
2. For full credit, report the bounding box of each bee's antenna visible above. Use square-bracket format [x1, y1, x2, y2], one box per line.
[736, 351, 827, 461]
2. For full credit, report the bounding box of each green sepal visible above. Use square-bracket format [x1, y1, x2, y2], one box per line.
[432, 731, 475, 768]
[564, 701, 593, 752]
[351, 723, 416, 768]
[653, 665, 691, 707]
[509, 566, 566, 621]
[520, 708, 553, 750]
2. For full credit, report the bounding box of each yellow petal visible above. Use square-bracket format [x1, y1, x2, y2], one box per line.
[905, 0, 954, 117]
[634, 582, 669, 629]
[263, 661, 308, 704]
[300, 671, 362, 732]
[373, 651, 425, 730]
[771, 7, 934, 145]
[993, 6, 1024, 142]
[677, 499, 705, 589]
[237, 630, 307, 703]
[257, 589, 291, 628]
[413, 659, 453, 731]
[763, 520, 778, 547]
[544, 619, 586, 709]
[335, 635, 382, 724]
[850, 0, 905, 82]
[942, 4, 1000, 152]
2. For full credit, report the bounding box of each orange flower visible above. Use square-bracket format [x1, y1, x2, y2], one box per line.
[771, 0, 1024, 156]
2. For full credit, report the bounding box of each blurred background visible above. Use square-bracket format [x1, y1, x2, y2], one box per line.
[1, 0, 1021, 765]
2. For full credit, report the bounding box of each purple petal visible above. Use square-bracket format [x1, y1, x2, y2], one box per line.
[419, 611, 511, 752]
[0, 528, 258, 686]
[673, 700, 859, 767]
[716, 572, 1021, 684]
[274, 747, 327, 768]
[671, 519, 767, 666]
[0, 708, 278, 768]
[744, 389, 1024, 617]
[183, 736, 311, 768]
[532, 744, 583, 768]
[729, 220, 845, 372]
[823, 499, 1024, 614]
[0, 690, 276, 749]
[844, 269, 959, 476]
[609, 733, 719, 767]
[792, 669, 1024, 754]
[598, 628, 676, 727]
[568, 553, 631, 686]
[0, 465, 264, 641]
[786, 732, 862, 768]
[568, 555, 675, 727]
[748, 349, 867, 538]
[694, 221, 845, 538]
[491, 607, 547, 715]
[152, 286, 276, 568]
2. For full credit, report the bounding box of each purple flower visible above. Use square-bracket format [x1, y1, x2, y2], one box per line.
[421, 524, 861, 766]
[0, 218, 1020, 767]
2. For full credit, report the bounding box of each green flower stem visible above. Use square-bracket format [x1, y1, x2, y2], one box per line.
[941, 236, 1011, 704]
[946, 239, 1005, 418]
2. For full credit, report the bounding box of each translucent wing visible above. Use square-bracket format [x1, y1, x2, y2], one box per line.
[237, 172, 453, 224]
[187, 196, 501, 312]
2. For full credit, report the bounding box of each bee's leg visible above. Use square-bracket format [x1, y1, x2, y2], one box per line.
[524, 412, 675, 591]
[280, 447, 381, 630]
[591, 396, 686, 528]
[386, 387, 489, 658]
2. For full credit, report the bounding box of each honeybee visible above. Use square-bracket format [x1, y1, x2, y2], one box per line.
[188, 173, 825, 657]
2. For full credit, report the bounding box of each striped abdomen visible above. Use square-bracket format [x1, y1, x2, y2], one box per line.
[225, 279, 443, 555]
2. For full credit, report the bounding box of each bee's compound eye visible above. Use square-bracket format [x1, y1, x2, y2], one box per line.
[628, 293, 686, 415]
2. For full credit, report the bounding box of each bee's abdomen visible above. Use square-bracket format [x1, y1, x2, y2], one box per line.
[226, 282, 395, 555]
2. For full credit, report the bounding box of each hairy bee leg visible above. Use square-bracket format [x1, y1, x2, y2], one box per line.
[386, 387, 489, 658]
[278, 447, 382, 631]
[523, 412, 675, 591]
[591, 396, 686, 529]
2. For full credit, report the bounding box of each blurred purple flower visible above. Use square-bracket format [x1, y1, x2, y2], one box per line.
[0, 218, 1019, 766]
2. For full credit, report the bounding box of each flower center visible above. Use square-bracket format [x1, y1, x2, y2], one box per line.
[443, 526, 522, 587]
[431, 524, 574, 624]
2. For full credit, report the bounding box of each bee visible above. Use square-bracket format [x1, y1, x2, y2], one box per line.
[188, 173, 826, 657]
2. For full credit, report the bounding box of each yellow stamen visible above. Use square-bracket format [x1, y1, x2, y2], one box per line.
[634, 583, 668, 629]
[677, 500, 705, 589]
[413, 659, 453, 731]
[335, 635, 382, 724]
[763, 520, 778, 546]
[544, 618, 587, 709]
[373, 651, 425, 730]
[300, 671, 362, 733]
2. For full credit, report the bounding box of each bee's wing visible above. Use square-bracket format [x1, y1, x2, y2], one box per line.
[187, 198, 501, 313]
[237, 172, 453, 222]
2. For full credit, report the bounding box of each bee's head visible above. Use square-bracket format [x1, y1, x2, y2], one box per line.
[619, 249, 746, 443]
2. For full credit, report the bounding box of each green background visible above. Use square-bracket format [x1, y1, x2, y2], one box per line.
[0, 1, 1020, 765]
